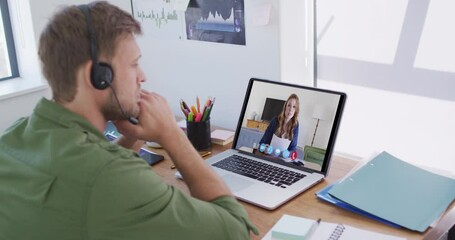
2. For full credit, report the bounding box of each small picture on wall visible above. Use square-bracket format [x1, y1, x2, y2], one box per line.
[185, 0, 246, 45]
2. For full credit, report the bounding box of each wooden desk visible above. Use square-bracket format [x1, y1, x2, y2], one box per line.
[146, 143, 454, 240]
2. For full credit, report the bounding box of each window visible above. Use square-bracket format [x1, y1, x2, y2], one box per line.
[0, 0, 18, 81]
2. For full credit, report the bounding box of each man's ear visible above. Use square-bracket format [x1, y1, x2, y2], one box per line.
[79, 60, 93, 89]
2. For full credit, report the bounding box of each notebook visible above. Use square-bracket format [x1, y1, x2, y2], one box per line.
[309, 223, 405, 240]
[263, 215, 405, 240]
[211, 129, 235, 145]
[177, 78, 346, 210]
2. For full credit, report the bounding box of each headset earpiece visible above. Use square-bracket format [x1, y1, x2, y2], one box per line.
[78, 4, 114, 90]
[91, 62, 113, 90]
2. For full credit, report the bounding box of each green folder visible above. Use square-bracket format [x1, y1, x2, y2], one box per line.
[328, 151, 455, 232]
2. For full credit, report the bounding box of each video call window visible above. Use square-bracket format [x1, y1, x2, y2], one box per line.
[234, 80, 344, 173]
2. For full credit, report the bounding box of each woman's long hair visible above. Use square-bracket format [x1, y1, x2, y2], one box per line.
[275, 94, 300, 140]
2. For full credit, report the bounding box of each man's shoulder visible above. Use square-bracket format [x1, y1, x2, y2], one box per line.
[1, 118, 134, 181]
[50, 129, 135, 172]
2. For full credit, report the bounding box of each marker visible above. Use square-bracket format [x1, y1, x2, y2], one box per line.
[202, 106, 210, 121]
[188, 112, 194, 122]
[190, 106, 198, 116]
[195, 112, 202, 122]
[181, 99, 190, 112]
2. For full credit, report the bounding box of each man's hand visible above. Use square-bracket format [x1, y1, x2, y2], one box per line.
[114, 90, 181, 146]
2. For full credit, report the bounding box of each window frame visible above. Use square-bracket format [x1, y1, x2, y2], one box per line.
[0, 0, 19, 81]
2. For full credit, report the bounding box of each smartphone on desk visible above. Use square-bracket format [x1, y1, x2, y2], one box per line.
[105, 133, 164, 166]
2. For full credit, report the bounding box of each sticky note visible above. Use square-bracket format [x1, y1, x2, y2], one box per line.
[271, 215, 316, 240]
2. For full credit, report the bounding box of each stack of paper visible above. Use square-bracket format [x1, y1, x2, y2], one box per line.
[211, 129, 235, 145]
[317, 151, 455, 232]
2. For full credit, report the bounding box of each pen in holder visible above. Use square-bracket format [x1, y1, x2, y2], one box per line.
[186, 118, 211, 151]
[180, 96, 215, 151]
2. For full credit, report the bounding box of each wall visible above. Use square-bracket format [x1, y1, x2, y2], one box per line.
[280, 0, 315, 86]
[2, 0, 314, 134]
[135, 0, 314, 129]
[135, 0, 280, 130]
[28, 0, 131, 44]
[0, 0, 128, 132]
[317, 0, 455, 173]
[0, 89, 50, 132]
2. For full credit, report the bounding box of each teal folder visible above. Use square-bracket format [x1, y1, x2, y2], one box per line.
[328, 151, 455, 232]
[316, 183, 401, 228]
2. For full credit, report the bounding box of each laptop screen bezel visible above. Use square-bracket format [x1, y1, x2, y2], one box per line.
[231, 78, 347, 176]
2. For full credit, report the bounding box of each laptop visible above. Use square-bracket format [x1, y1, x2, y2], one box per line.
[178, 78, 346, 210]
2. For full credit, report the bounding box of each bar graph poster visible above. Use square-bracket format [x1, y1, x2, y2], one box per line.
[185, 0, 246, 45]
[131, 0, 186, 41]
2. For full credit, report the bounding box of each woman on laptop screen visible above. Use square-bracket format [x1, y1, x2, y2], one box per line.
[259, 93, 300, 153]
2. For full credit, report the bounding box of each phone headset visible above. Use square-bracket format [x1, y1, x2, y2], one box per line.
[78, 4, 139, 125]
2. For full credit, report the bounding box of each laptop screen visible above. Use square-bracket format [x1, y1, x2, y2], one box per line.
[232, 78, 346, 175]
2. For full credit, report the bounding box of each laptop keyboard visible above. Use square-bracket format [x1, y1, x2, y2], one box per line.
[212, 155, 306, 188]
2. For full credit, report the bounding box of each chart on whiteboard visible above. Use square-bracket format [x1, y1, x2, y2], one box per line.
[131, 0, 246, 45]
[131, 0, 186, 41]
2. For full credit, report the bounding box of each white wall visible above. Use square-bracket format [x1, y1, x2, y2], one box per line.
[28, 0, 131, 45]
[2, 0, 314, 134]
[0, 89, 51, 132]
[317, 0, 455, 173]
[0, 0, 128, 132]
[135, 0, 314, 129]
[280, 0, 315, 86]
[136, 0, 281, 130]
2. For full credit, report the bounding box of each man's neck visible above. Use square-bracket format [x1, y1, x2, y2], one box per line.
[59, 99, 107, 134]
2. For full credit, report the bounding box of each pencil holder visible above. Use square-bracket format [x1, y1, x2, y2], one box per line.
[186, 119, 211, 151]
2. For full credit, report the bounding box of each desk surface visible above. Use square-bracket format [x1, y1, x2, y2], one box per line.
[147, 143, 454, 240]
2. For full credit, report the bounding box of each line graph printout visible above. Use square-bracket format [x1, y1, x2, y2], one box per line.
[131, 0, 187, 41]
[185, 0, 246, 45]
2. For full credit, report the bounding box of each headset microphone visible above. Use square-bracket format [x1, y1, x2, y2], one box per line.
[106, 81, 139, 125]
[127, 115, 139, 125]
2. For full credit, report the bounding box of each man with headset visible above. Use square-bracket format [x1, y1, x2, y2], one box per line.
[0, 1, 256, 239]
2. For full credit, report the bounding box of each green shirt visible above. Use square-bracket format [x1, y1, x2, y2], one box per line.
[0, 98, 257, 239]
